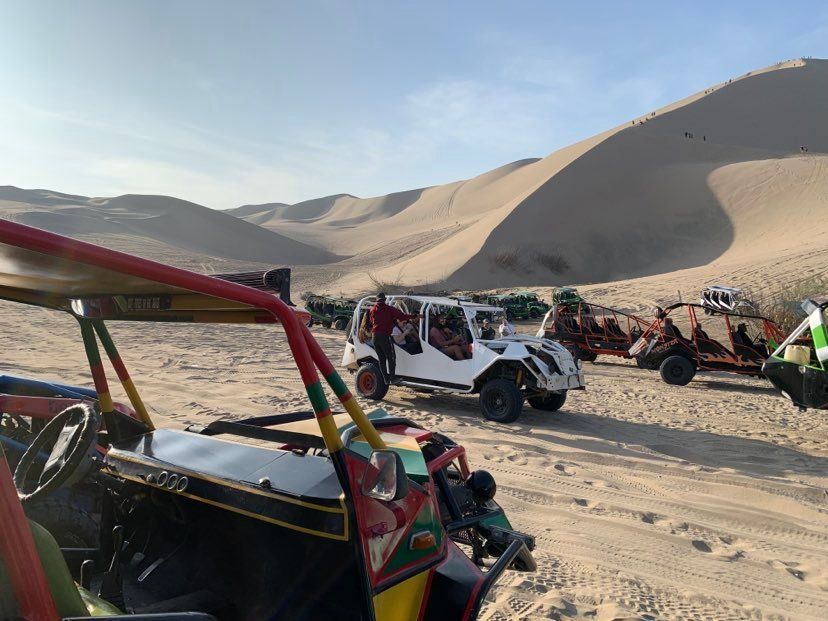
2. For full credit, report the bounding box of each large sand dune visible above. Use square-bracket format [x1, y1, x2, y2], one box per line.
[229, 58, 828, 295]
[0, 187, 338, 268]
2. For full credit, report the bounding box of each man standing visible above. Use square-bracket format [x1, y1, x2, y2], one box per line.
[369, 293, 420, 384]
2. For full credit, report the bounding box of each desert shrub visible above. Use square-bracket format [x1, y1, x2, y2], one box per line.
[532, 250, 570, 274]
[489, 245, 571, 275]
[366, 268, 407, 294]
[749, 274, 828, 332]
[490, 246, 524, 272]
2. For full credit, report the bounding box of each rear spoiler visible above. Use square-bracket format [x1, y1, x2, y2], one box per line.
[214, 268, 294, 306]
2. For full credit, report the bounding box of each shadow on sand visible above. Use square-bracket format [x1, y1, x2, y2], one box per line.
[392, 391, 826, 481]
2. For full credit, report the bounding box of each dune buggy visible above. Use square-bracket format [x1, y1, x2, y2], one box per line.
[763, 298, 828, 409]
[537, 300, 650, 363]
[305, 293, 357, 330]
[630, 302, 785, 385]
[0, 220, 535, 621]
[551, 287, 583, 306]
[342, 295, 585, 423]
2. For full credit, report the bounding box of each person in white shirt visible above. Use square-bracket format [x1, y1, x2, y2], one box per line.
[498, 315, 516, 338]
[393, 320, 421, 354]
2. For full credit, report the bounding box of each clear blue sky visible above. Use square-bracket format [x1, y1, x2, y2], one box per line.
[1, 1, 826, 209]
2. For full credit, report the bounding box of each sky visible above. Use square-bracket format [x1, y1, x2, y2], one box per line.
[1, 1, 827, 209]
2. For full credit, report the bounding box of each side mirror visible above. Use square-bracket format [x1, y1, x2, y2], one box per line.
[361, 450, 409, 502]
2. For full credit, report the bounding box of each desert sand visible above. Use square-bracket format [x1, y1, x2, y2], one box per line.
[2, 306, 825, 620]
[2, 58, 827, 620]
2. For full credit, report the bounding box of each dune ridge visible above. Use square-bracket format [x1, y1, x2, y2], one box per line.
[0, 187, 338, 267]
[231, 58, 827, 295]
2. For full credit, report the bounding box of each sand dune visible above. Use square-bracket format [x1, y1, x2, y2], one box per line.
[0, 187, 338, 267]
[227, 58, 827, 295]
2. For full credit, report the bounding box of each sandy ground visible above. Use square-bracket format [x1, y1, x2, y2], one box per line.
[4, 304, 826, 621]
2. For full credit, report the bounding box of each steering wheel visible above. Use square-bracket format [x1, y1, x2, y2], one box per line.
[14, 403, 99, 504]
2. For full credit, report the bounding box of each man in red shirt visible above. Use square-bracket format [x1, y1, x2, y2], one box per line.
[368, 293, 421, 384]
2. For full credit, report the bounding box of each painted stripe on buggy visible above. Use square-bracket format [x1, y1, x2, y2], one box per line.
[306, 381, 328, 413]
[325, 370, 350, 397]
[106, 449, 346, 512]
[113, 470, 348, 541]
[809, 309, 828, 362]
[92, 321, 154, 429]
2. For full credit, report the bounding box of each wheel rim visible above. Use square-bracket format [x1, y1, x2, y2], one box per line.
[484, 389, 509, 418]
[359, 371, 376, 393]
[669, 364, 683, 378]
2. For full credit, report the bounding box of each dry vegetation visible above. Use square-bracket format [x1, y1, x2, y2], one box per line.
[750, 274, 828, 331]
[490, 246, 571, 275]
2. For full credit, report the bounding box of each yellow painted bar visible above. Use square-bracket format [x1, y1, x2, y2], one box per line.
[96, 390, 115, 414]
[318, 412, 344, 453]
[120, 378, 155, 431]
[91, 321, 155, 430]
[341, 396, 386, 449]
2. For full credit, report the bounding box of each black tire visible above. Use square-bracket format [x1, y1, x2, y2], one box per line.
[25, 499, 99, 548]
[479, 379, 524, 423]
[579, 349, 598, 363]
[306, 317, 314, 328]
[334, 317, 348, 331]
[529, 308, 540, 319]
[528, 391, 567, 412]
[322, 320, 332, 329]
[635, 355, 647, 369]
[355, 363, 389, 400]
[659, 355, 696, 386]
[506, 311, 515, 322]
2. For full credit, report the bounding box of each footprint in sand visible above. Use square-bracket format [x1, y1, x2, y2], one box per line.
[553, 463, 577, 476]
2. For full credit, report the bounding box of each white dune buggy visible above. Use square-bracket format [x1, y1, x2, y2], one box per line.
[341, 295, 585, 422]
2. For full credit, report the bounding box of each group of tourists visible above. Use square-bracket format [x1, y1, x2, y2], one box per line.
[362, 293, 519, 383]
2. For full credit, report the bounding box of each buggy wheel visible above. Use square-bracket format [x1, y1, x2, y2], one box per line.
[506, 311, 515, 322]
[322, 320, 332, 329]
[334, 317, 348, 331]
[528, 391, 567, 412]
[659, 355, 696, 386]
[480, 379, 524, 423]
[529, 308, 540, 319]
[306, 317, 314, 328]
[579, 350, 598, 363]
[355, 363, 389, 400]
[25, 499, 98, 548]
[635, 355, 647, 369]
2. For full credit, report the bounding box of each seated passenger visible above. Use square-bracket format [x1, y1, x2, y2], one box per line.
[393, 320, 421, 354]
[693, 322, 710, 340]
[429, 314, 469, 360]
[662, 317, 686, 340]
[498, 315, 516, 338]
[732, 322, 752, 347]
[480, 319, 496, 340]
[732, 322, 768, 356]
[359, 312, 374, 346]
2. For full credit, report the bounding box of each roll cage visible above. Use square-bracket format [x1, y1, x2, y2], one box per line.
[353, 295, 504, 345]
[540, 301, 649, 359]
[0, 219, 388, 620]
[632, 302, 784, 372]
